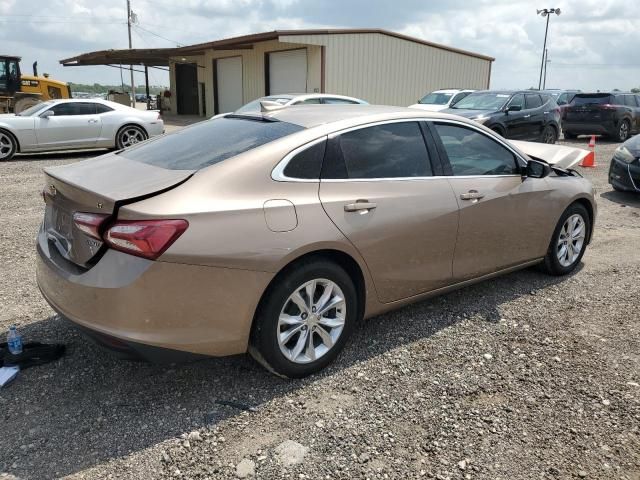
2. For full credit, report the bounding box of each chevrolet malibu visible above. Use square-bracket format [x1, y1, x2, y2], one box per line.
[37, 106, 596, 378]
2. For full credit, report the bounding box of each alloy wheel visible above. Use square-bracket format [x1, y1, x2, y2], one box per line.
[119, 128, 146, 148]
[0, 132, 14, 160]
[277, 278, 346, 364]
[543, 127, 556, 144]
[556, 213, 586, 267]
[619, 122, 629, 142]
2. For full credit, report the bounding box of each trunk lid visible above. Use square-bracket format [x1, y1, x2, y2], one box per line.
[43, 152, 193, 267]
[564, 94, 614, 122]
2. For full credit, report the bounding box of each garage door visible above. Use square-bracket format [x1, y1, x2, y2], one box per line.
[268, 49, 307, 95]
[215, 56, 243, 113]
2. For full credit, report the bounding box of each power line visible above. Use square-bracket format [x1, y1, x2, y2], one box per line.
[134, 24, 183, 46]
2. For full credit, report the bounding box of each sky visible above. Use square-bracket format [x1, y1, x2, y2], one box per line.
[1, 0, 639, 92]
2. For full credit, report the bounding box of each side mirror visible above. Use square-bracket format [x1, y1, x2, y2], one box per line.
[526, 159, 552, 178]
[40, 110, 55, 118]
[506, 105, 522, 112]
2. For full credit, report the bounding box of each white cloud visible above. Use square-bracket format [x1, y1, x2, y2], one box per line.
[1, 0, 639, 90]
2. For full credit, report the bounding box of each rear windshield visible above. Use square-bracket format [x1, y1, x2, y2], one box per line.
[419, 92, 454, 105]
[571, 94, 612, 106]
[121, 116, 304, 170]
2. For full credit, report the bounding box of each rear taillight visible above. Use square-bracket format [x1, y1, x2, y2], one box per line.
[103, 219, 188, 260]
[73, 212, 110, 240]
[601, 104, 617, 110]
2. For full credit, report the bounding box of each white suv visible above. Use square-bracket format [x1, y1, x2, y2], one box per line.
[409, 89, 475, 112]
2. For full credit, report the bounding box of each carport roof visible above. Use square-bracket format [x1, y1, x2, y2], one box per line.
[60, 29, 494, 67]
[60, 48, 180, 67]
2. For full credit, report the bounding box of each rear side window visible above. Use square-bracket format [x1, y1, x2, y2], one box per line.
[95, 103, 114, 114]
[525, 94, 543, 109]
[122, 116, 304, 170]
[572, 94, 612, 106]
[282, 140, 326, 179]
[331, 122, 432, 179]
[434, 123, 519, 176]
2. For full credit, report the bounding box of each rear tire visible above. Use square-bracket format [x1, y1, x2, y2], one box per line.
[0, 130, 17, 162]
[115, 125, 148, 149]
[541, 203, 590, 276]
[617, 120, 630, 142]
[249, 259, 358, 378]
[541, 125, 557, 144]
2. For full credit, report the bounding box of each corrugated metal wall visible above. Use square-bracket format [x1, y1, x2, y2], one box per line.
[169, 40, 322, 116]
[282, 33, 492, 107]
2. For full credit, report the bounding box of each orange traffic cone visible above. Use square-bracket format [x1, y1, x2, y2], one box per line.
[580, 135, 597, 167]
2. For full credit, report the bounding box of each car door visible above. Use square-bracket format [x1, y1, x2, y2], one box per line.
[34, 102, 102, 149]
[319, 120, 460, 303]
[430, 121, 553, 280]
[503, 93, 527, 139]
[524, 93, 545, 139]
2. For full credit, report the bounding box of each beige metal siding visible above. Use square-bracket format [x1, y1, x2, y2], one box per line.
[170, 40, 322, 117]
[282, 33, 492, 107]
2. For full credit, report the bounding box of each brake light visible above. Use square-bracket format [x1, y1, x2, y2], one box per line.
[104, 219, 188, 260]
[73, 212, 110, 240]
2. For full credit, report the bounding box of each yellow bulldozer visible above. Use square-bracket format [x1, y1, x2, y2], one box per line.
[0, 55, 71, 113]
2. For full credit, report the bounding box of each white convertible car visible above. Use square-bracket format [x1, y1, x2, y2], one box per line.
[0, 99, 164, 161]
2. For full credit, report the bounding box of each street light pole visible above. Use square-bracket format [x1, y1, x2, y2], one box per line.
[537, 8, 561, 90]
[127, 0, 136, 106]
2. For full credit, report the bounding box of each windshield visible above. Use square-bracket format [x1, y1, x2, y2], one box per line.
[451, 93, 511, 110]
[235, 97, 292, 113]
[571, 94, 612, 106]
[418, 92, 454, 105]
[16, 101, 54, 117]
[121, 116, 304, 170]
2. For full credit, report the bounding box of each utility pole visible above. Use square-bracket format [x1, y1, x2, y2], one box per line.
[536, 8, 561, 90]
[127, 0, 135, 106]
[543, 48, 549, 89]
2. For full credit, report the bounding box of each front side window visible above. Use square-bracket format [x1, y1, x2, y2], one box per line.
[50, 102, 95, 116]
[434, 123, 519, 176]
[525, 94, 543, 109]
[624, 95, 637, 107]
[323, 98, 359, 104]
[122, 116, 304, 170]
[507, 94, 525, 110]
[330, 122, 432, 179]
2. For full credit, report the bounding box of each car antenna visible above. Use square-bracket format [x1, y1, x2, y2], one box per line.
[260, 100, 284, 112]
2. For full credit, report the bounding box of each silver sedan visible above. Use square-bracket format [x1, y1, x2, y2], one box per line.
[0, 99, 164, 161]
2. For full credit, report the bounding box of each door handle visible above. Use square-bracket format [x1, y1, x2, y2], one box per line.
[344, 200, 377, 212]
[87, 119, 98, 123]
[523, 114, 531, 118]
[460, 190, 485, 201]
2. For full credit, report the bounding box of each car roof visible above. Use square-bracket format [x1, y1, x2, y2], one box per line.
[239, 104, 478, 129]
[264, 93, 365, 102]
[41, 98, 131, 110]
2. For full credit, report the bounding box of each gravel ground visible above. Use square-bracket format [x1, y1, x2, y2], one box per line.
[0, 136, 639, 480]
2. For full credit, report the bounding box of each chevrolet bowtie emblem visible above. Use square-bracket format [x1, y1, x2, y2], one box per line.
[48, 184, 57, 196]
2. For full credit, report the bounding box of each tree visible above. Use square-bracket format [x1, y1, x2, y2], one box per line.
[631, 87, 640, 93]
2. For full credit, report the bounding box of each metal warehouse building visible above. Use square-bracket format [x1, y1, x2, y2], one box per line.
[61, 29, 494, 117]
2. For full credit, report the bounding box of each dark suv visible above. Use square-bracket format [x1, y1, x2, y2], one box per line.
[563, 93, 640, 142]
[444, 90, 562, 143]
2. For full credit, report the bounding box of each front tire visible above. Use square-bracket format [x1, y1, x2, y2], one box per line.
[116, 125, 148, 149]
[541, 203, 590, 276]
[249, 259, 358, 378]
[0, 130, 17, 162]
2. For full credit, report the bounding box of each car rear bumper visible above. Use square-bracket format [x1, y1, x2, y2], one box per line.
[609, 157, 640, 192]
[36, 228, 273, 358]
[562, 121, 616, 135]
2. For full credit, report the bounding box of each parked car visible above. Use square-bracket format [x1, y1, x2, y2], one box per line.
[609, 133, 640, 193]
[409, 89, 475, 111]
[0, 99, 164, 161]
[235, 93, 368, 113]
[443, 90, 562, 143]
[563, 92, 640, 141]
[542, 89, 580, 113]
[36, 105, 596, 377]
